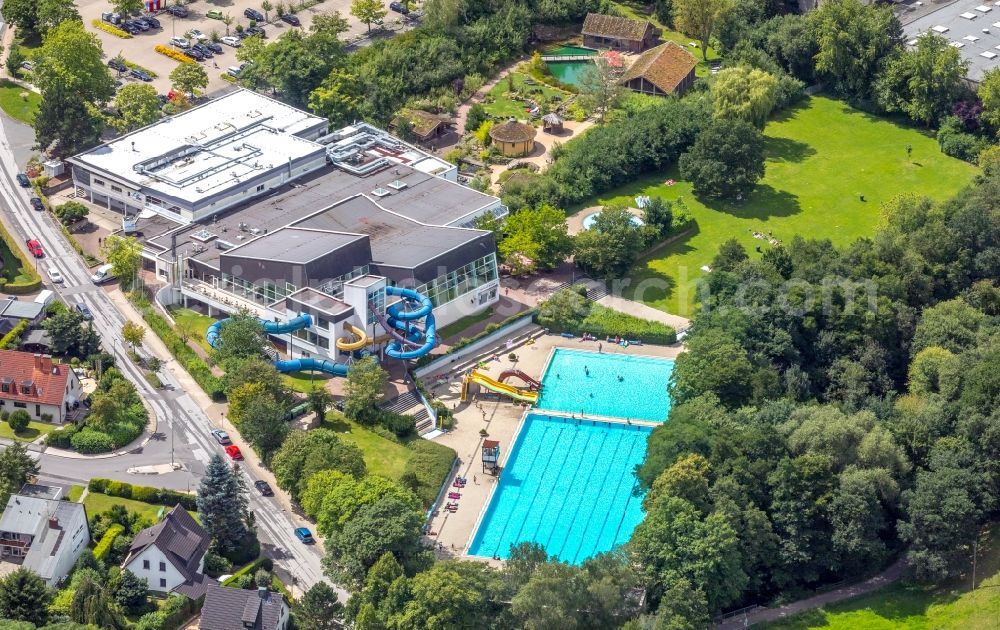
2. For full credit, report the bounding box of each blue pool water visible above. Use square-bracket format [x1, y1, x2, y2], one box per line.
[536, 349, 674, 422]
[468, 413, 652, 563]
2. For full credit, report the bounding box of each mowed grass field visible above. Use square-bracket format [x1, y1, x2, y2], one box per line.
[763, 527, 1000, 629]
[586, 96, 978, 317]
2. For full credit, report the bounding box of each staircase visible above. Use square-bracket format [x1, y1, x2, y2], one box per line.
[381, 390, 433, 434]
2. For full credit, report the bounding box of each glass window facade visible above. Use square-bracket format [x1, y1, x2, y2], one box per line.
[367, 289, 386, 325]
[217, 265, 369, 307]
[416, 253, 497, 307]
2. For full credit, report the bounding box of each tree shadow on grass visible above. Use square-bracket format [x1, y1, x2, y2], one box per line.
[621, 224, 699, 305]
[700, 184, 802, 220]
[765, 136, 817, 163]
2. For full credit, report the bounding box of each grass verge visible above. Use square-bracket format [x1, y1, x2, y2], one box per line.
[0, 79, 40, 124]
[66, 485, 85, 502]
[0, 420, 55, 442]
[438, 308, 494, 339]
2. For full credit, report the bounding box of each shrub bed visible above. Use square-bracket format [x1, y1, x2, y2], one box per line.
[134, 595, 196, 630]
[46, 423, 78, 448]
[141, 307, 225, 400]
[70, 428, 115, 453]
[88, 478, 198, 511]
[93, 523, 124, 561]
[155, 44, 194, 64]
[403, 439, 457, 507]
[537, 288, 677, 344]
[91, 20, 132, 38]
[221, 557, 272, 587]
[0, 320, 28, 349]
[124, 60, 158, 78]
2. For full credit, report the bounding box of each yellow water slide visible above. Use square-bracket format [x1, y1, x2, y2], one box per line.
[336, 324, 370, 351]
[463, 370, 538, 404]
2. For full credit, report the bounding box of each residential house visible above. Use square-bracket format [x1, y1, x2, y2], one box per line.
[122, 505, 214, 599]
[0, 299, 45, 335]
[0, 350, 82, 423]
[620, 42, 698, 97]
[582, 13, 657, 52]
[200, 585, 290, 630]
[0, 485, 90, 586]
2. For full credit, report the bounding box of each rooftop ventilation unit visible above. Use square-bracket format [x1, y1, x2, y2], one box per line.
[191, 229, 217, 243]
[249, 227, 262, 235]
[216, 240, 235, 250]
[372, 187, 391, 197]
[388, 180, 407, 190]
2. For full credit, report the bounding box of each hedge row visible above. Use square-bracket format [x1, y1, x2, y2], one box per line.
[414, 307, 539, 368]
[0, 320, 28, 350]
[403, 439, 457, 507]
[134, 594, 196, 630]
[88, 478, 199, 511]
[141, 307, 225, 400]
[576, 304, 677, 345]
[93, 523, 124, 561]
[221, 557, 273, 587]
[91, 19, 132, 39]
[0, 219, 41, 294]
[155, 44, 194, 64]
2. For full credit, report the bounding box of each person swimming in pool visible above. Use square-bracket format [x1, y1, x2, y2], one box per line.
[618, 375, 624, 382]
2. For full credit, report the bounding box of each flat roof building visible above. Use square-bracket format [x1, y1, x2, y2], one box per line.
[114, 96, 507, 365]
[902, 2, 1000, 83]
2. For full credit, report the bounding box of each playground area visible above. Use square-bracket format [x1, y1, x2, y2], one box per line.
[421, 333, 681, 560]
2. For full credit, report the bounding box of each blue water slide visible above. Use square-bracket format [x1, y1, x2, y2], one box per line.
[384, 286, 437, 360]
[206, 313, 351, 377]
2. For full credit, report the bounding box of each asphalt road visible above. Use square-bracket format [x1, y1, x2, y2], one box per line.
[0, 123, 329, 594]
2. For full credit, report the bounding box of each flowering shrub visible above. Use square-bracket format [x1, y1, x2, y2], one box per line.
[155, 44, 195, 64]
[91, 20, 132, 39]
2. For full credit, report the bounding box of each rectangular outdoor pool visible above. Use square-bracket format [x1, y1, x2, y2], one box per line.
[536, 349, 674, 422]
[468, 413, 652, 563]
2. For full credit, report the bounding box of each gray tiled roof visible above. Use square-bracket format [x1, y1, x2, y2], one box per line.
[200, 585, 286, 630]
[125, 505, 209, 582]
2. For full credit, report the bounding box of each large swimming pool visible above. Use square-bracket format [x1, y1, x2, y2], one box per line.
[468, 413, 652, 563]
[536, 349, 674, 422]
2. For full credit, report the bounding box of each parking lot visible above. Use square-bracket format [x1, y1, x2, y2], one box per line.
[76, 0, 411, 95]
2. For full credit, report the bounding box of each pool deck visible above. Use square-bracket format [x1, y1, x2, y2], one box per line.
[421, 334, 682, 562]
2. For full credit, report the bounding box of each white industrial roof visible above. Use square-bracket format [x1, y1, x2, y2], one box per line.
[70, 90, 326, 205]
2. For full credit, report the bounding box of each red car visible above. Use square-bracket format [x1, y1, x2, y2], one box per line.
[225, 444, 243, 460]
[25, 239, 43, 258]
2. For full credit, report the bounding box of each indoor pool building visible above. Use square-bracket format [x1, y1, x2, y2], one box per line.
[68, 90, 506, 364]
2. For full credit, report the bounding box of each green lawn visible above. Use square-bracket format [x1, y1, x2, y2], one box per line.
[483, 72, 570, 120]
[83, 491, 198, 523]
[438, 308, 494, 340]
[168, 307, 216, 354]
[282, 370, 334, 394]
[0, 80, 40, 124]
[596, 96, 977, 316]
[0, 421, 55, 442]
[323, 414, 412, 480]
[66, 485, 85, 502]
[0, 237, 34, 285]
[764, 527, 1000, 629]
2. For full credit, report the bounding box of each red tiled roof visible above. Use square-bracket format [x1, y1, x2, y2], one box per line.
[0, 350, 71, 407]
[620, 42, 698, 94]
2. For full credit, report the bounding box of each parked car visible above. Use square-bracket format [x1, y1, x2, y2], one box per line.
[206, 9, 224, 19]
[186, 48, 205, 62]
[165, 5, 188, 17]
[136, 17, 154, 30]
[107, 58, 127, 73]
[389, 1, 410, 14]
[280, 13, 301, 26]
[193, 43, 214, 58]
[144, 16, 161, 28]
[74, 303, 93, 321]
[254, 480, 273, 496]
[25, 239, 43, 258]
[186, 29, 208, 41]
[294, 528, 315, 544]
[129, 19, 150, 31]
[210, 429, 231, 444]
[122, 22, 141, 35]
[202, 40, 223, 53]
[47, 266, 63, 284]
[169, 36, 191, 49]
[130, 68, 153, 81]
[226, 63, 248, 78]
[247, 25, 267, 38]
[221, 35, 241, 47]
[90, 263, 115, 285]
[29, 197, 43, 211]
[19, 61, 34, 71]
[245, 8, 264, 21]
[225, 445, 243, 460]
[16, 173, 29, 187]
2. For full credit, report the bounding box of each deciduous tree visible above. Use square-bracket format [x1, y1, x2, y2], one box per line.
[498, 204, 572, 274]
[573, 205, 645, 278]
[679, 119, 764, 199]
[121, 321, 145, 352]
[711, 66, 779, 128]
[351, 0, 387, 32]
[343, 357, 387, 425]
[810, 0, 903, 98]
[228, 383, 287, 461]
[0, 442, 40, 507]
[308, 69, 363, 127]
[112, 83, 161, 133]
[271, 429, 366, 500]
[674, 0, 731, 60]
[875, 34, 969, 126]
[100, 235, 142, 289]
[212, 310, 266, 363]
[169, 62, 209, 95]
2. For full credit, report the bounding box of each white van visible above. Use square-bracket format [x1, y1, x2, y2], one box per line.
[34, 290, 55, 308]
[91, 264, 115, 285]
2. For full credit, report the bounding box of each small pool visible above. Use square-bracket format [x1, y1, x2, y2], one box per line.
[544, 45, 598, 57]
[583, 211, 644, 231]
[468, 413, 651, 563]
[537, 349, 672, 422]
[547, 60, 593, 87]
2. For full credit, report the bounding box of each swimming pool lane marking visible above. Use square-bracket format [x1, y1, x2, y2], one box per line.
[532, 421, 611, 559]
[601, 430, 651, 555]
[504, 420, 589, 557]
[474, 419, 554, 558]
[557, 424, 630, 562]
[553, 426, 622, 558]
